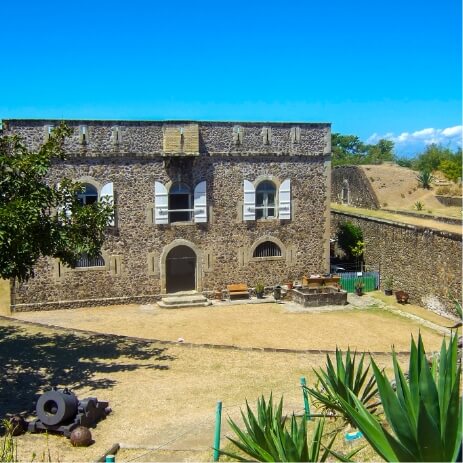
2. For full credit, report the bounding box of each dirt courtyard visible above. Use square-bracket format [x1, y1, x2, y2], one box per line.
[11, 295, 449, 353]
[1, 295, 452, 462]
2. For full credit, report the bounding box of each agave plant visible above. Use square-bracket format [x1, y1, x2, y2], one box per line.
[334, 334, 462, 462]
[219, 395, 337, 462]
[306, 347, 378, 424]
[417, 170, 434, 189]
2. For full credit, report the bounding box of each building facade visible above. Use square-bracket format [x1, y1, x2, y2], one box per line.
[3, 120, 332, 311]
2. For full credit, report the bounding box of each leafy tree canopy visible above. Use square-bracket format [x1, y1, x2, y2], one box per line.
[331, 133, 394, 166]
[337, 221, 364, 260]
[0, 123, 113, 282]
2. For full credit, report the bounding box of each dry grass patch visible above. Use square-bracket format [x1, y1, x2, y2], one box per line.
[371, 290, 459, 327]
[331, 203, 462, 234]
[1, 317, 407, 463]
[13, 302, 446, 352]
[0, 279, 10, 315]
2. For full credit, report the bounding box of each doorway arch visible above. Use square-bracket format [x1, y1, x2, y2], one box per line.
[160, 240, 202, 294]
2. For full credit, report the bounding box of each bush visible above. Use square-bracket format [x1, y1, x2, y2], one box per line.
[306, 348, 378, 425]
[416, 170, 434, 189]
[331, 334, 462, 462]
[337, 222, 363, 260]
[219, 395, 337, 462]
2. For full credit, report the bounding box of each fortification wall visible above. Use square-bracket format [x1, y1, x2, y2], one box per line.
[331, 210, 462, 316]
[331, 166, 379, 209]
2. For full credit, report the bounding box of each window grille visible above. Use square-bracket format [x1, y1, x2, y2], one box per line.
[75, 253, 105, 268]
[253, 241, 282, 258]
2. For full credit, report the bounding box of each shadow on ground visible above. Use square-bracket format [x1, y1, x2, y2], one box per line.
[0, 324, 174, 418]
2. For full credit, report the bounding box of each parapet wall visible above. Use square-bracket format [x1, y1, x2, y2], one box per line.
[332, 166, 380, 209]
[331, 210, 462, 316]
[2, 120, 331, 158]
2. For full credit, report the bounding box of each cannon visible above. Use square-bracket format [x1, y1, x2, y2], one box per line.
[28, 388, 110, 438]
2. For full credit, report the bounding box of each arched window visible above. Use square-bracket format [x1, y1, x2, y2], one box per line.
[77, 183, 98, 205]
[253, 241, 282, 258]
[169, 183, 192, 222]
[75, 253, 105, 268]
[255, 181, 276, 219]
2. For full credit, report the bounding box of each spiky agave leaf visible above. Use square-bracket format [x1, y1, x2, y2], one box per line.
[306, 347, 378, 423]
[218, 395, 336, 462]
[329, 334, 462, 462]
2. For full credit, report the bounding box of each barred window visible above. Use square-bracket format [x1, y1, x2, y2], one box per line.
[75, 253, 105, 268]
[253, 241, 282, 258]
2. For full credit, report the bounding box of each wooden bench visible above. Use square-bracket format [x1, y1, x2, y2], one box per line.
[225, 283, 251, 300]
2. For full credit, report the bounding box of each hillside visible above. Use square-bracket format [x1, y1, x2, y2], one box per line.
[358, 164, 462, 218]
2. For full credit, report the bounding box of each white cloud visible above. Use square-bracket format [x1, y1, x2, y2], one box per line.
[366, 125, 462, 156]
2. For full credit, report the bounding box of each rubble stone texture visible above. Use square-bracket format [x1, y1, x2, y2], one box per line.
[3, 120, 332, 311]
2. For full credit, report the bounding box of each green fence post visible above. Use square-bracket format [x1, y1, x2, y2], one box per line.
[213, 401, 222, 462]
[300, 377, 311, 420]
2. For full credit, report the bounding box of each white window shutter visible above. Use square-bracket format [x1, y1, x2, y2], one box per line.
[100, 182, 115, 226]
[279, 179, 291, 219]
[243, 180, 255, 221]
[56, 182, 72, 220]
[193, 181, 207, 223]
[154, 181, 169, 224]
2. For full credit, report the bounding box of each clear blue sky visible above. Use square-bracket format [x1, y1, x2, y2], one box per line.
[1, 0, 461, 155]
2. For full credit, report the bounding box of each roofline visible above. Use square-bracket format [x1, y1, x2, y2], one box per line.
[2, 118, 331, 127]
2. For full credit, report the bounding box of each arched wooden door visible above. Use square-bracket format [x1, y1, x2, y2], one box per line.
[165, 245, 196, 293]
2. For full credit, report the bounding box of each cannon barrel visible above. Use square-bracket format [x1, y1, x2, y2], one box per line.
[36, 389, 78, 426]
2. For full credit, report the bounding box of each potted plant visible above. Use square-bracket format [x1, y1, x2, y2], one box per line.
[383, 276, 393, 296]
[354, 279, 364, 296]
[255, 282, 265, 299]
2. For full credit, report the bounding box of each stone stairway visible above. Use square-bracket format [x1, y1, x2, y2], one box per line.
[157, 291, 212, 309]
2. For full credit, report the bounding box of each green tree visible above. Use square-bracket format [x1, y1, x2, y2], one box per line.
[332, 133, 395, 166]
[365, 139, 395, 163]
[0, 123, 113, 282]
[337, 221, 363, 261]
[438, 150, 462, 182]
[413, 144, 453, 172]
[331, 133, 368, 165]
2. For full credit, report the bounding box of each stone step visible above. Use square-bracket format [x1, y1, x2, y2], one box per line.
[157, 300, 212, 309]
[158, 292, 211, 309]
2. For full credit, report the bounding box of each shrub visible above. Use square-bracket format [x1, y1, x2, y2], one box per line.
[337, 221, 363, 260]
[414, 201, 424, 211]
[417, 170, 434, 189]
[306, 348, 378, 426]
[331, 334, 462, 462]
[219, 395, 337, 462]
[0, 420, 17, 462]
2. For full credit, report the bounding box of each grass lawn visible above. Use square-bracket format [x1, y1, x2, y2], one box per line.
[331, 203, 462, 234]
[2, 298, 450, 462]
[13, 300, 447, 353]
[1, 316, 397, 462]
[0, 279, 10, 315]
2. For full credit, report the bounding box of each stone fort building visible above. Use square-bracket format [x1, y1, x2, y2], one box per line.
[3, 119, 332, 311]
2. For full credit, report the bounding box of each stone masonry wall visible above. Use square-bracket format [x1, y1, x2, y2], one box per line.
[4, 120, 331, 310]
[331, 210, 462, 316]
[332, 166, 379, 209]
